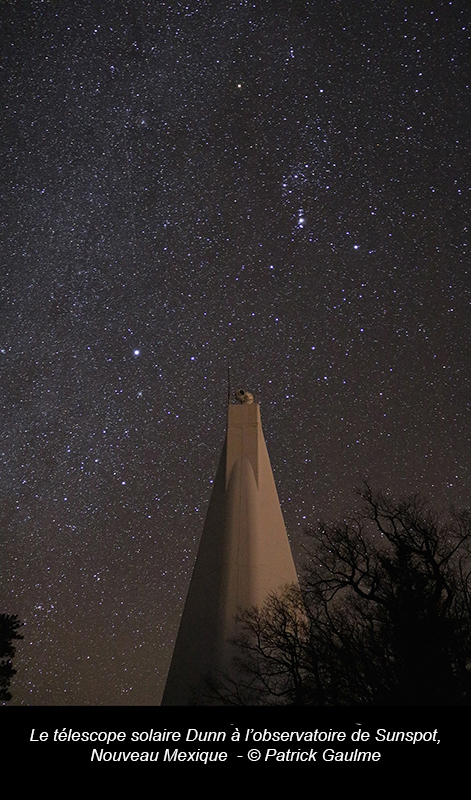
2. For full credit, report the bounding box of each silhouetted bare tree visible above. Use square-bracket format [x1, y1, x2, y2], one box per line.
[0, 614, 23, 702]
[213, 487, 471, 705]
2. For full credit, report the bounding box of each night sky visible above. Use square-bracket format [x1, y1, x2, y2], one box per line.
[1, 1, 470, 706]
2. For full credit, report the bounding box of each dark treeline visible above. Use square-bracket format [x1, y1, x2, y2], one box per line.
[0, 613, 23, 702]
[207, 487, 471, 706]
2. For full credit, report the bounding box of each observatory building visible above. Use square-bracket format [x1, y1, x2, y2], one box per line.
[161, 388, 299, 705]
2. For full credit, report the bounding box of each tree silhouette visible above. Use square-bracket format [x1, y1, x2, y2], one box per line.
[212, 487, 471, 705]
[0, 614, 23, 702]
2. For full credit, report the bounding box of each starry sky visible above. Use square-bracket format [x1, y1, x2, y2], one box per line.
[1, 0, 470, 706]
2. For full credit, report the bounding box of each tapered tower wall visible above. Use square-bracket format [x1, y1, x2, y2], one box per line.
[161, 400, 298, 705]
